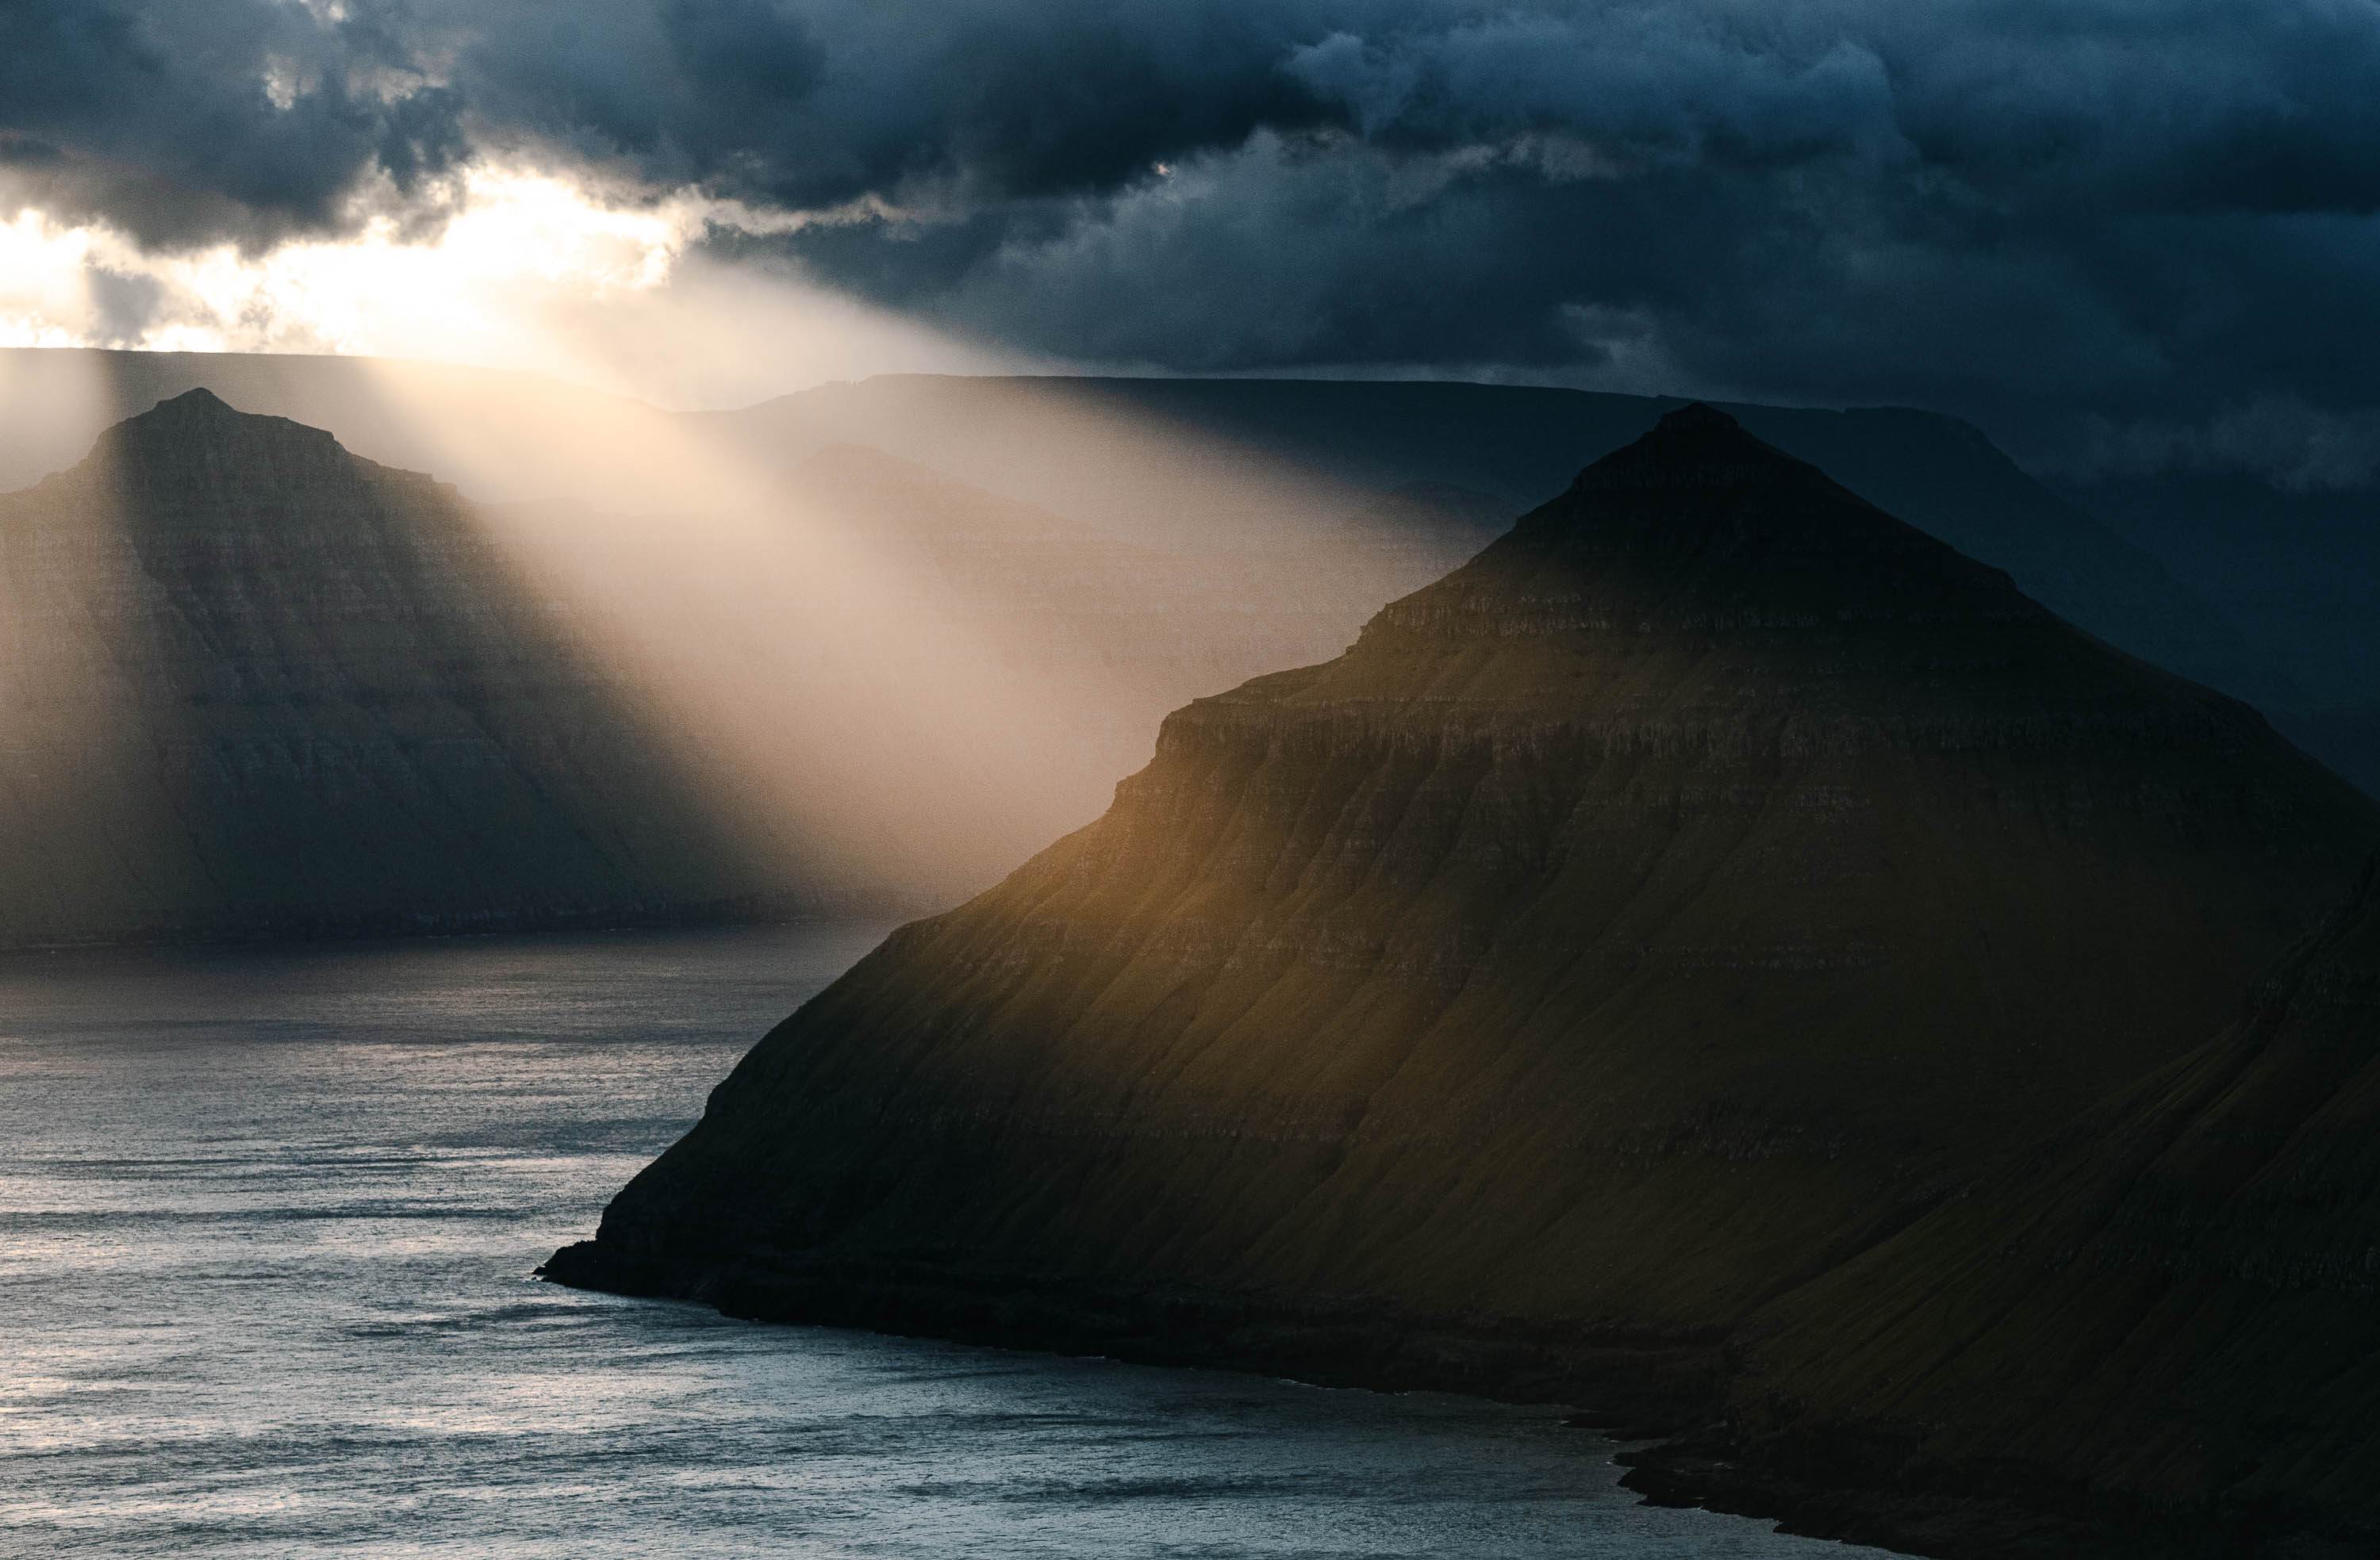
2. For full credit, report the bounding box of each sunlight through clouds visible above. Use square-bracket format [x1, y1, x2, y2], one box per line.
[0, 213, 102, 348]
[0, 166, 1012, 406]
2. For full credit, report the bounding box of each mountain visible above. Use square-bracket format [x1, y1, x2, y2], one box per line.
[701, 376, 2275, 713]
[1671, 860, 2380, 1556]
[547, 408, 2377, 1428]
[5, 353, 2287, 759]
[0, 346, 687, 506]
[0, 394, 1502, 946]
[0, 389, 786, 945]
[11, 349, 2360, 797]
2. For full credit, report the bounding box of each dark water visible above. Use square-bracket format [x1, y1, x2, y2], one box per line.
[0, 925, 1900, 1558]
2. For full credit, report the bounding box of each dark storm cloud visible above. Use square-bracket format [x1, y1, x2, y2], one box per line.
[0, 0, 466, 247]
[448, 0, 1353, 209]
[10, 0, 2380, 460]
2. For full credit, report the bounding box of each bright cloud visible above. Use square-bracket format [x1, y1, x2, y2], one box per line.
[0, 166, 1012, 406]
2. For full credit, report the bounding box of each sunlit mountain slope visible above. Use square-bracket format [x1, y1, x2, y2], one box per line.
[553, 408, 2376, 1368]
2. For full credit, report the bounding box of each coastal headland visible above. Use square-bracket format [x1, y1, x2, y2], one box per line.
[549, 408, 2380, 1557]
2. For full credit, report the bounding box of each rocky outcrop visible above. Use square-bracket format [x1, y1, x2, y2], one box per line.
[549, 408, 2378, 1451]
[0, 389, 785, 945]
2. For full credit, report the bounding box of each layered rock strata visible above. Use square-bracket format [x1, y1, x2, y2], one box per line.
[551, 408, 2378, 1445]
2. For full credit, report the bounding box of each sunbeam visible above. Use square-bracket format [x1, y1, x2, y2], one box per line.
[0, 164, 1023, 409]
[351, 352, 1128, 909]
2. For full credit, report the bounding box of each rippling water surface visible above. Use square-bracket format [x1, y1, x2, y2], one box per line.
[0, 924, 1899, 1558]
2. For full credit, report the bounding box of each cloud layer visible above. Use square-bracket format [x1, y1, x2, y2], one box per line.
[10, 0, 2380, 462]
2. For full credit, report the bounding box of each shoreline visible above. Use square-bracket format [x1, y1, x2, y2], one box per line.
[536, 1240, 1726, 1433]
[536, 1240, 2234, 1559]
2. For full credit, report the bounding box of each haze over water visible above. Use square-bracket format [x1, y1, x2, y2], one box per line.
[0, 925, 1899, 1558]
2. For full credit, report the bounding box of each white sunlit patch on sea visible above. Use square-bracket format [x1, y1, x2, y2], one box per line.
[0, 924, 1910, 1558]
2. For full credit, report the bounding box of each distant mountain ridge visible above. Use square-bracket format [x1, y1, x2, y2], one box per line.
[2066, 470, 2380, 801]
[549, 411, 2377, 1520]
[13, 349, 2345, 793]
[0, 347, 669, 504]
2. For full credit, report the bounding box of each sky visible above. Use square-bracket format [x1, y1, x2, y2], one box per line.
[6, 0, 2380, 477]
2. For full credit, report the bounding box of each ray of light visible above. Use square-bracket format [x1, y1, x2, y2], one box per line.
[0, 396, 189, 941]
[347, 348, 1130, 911]
[0, 159, 1494, 921]
[0, 165, 1023, 410]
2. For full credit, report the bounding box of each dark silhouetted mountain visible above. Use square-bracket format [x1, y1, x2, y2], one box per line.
[1693, 860, 2380, 1555]
[0, 347, 677, 504]
[0, 389, 787, 945]
[0, 399, 1510, 945]
[548, 409, 2376, 1441]
[701, 376, 2279, 715]
[10, 351, 2362, 794]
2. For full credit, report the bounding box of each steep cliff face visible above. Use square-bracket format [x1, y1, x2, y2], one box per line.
[1711, 860, 2380, 1550]
[555, 406, 2377, 1355]
[0, 389, 779, 945]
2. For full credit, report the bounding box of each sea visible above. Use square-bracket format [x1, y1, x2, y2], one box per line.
[0, 922, 1902, 1558]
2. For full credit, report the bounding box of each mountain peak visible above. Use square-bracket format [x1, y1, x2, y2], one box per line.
[152, 386, 232, 416]
[62, 381, 397, 529]
[1656, 400, 1740, 434]
[1375, 396, 2033, 643]
[96, 384, 351, 470]
[1568, 401, 1818, 497]
[109, 385, 323, 452]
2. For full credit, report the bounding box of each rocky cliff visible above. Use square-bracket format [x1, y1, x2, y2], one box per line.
[0, 389, 783, 945]
[1673, 860, 2380, 1555]
[550, 408, 2378, 1433]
